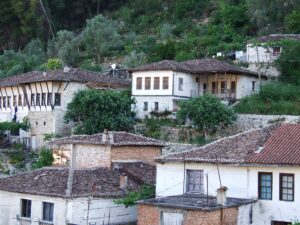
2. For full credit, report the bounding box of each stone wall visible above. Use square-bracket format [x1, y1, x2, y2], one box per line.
[234, 114, 299, 131]
[111, 146, 161, 165]
[73, 144, 111, 169]
[137, 205, 239, 225]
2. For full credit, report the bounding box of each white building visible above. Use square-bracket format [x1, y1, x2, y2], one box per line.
[129, 58, 266, 118]
[0, 68, 130, 149]
[143, 123, 300, 225]
[246, 34, 300, 77]
[0, 132, 164, 225]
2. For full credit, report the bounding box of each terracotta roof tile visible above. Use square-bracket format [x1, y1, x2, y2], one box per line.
[254, 34, 300, 43]
[50, 131, 165, 147]
[0, 68, 130, 87]
[0, 162, 156, 198]
[158, 124, 300, 166]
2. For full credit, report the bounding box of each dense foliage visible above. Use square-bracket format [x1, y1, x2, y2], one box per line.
[0, 120, 29, 136]
[64, 89, 135, 134]
[1, 0, 300, 78]
[177, 94, 236, 137]
[234, 82, 300, 115]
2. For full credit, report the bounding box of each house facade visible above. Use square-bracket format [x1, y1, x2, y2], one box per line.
[246, 34, 300, 77]
[0, 132, 164, 225]
[130, 58, 266, 118]
[0, 68, 130, 149]
[138, 124, 300, 225]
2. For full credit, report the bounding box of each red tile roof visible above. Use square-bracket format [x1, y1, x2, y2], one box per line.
[158, 124, 300, 166]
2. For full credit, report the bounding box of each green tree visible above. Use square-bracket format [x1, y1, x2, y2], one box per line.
[284, 10, 300, 33]
[46, 58, 63, 70]
[64, 89, 135, 134]
[276, 40, 300, 85]
[177, 94, 236, 138]
[82, 14, 122, 64]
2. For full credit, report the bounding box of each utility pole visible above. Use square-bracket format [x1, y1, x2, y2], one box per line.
[38, 0, 55, 39]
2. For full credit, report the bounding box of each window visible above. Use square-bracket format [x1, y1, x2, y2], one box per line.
[36, 93, 41, 106]
[154, 77, 160, 90]
[221, 81, 226, 94]
[252, 81, 256, 92]
[0, 97, 1, 109]
[212, 82, 218, 94]
[273, 47, 281, 56]
[203, 83, 207, 93]
[186, 170, 204, 193]
[31, 94, 35, 106]
[154, 102, 159, 111]
[272, 221, 292, 225]
[18, 95, 22, 106]
[136, 77, 142, 90]
[196, 77, 199, 83]
[258, 172, 272, 200]
[178, 78, 183, 91]
[41, 93, 46, 106]
[145, 77, 151, 90]
[163, 77, 169, 90]
[23, 94, 28, 106]
[231, 81, 236, 93]
[143, 102, 148, 111]
[47, 93, 52, 106]
[7, 96, 11, 108]
[161, 212, 183, 225]
[3, 97, 6, 108]
[280, 174, 294, 201]
[42, 202, 54, 222]
[13, 95, 17, 107]
[54, 93, 61, 106]
[21, 199, 31, 218]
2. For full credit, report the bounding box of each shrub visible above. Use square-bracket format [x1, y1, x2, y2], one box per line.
[32, 148, 54, 169]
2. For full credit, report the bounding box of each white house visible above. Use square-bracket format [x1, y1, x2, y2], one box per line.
[0, 68, 130, 149]
[138, 123, 300, 225]
[129, 58, 266, 118]
[0, 132, 164, 225]
[246, 34, 300, 77]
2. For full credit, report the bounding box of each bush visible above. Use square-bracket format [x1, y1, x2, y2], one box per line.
[32, 148, 54, 169]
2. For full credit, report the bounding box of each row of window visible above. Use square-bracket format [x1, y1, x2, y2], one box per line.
[0, 93, 61, 109]
[143, 102, 159, 112]
[21, 199, 54, 223]
[258, 172, 294, 201]
[136, 77, 169, 90]
[185, 170, 295, 202]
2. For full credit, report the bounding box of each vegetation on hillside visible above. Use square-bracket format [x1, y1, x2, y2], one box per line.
[1, 0, 300, 78]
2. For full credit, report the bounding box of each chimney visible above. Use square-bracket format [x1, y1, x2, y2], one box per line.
[120, 174, 128, 190]
[102, 129, 109, 143]
[63, 66, 71, 73]
[216, 186, 228, 206]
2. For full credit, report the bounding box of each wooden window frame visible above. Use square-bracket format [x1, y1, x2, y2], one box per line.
[18, 95, 22, 106]
[252, 81, 256, 92]
[21, 199, 32, 218]
[13, 95, 17, 107]
[41, 93, 46, 106]
[178, 78, 183, 91]
[212, 82, 218, 94]
[145, 77, 151, 90]
[154, 77, 160, 90]
[186, 169, 204, 193]
[47, 93, 52, 106]
[258, 172, 272, 200]
[54, 93, 61, 106]
[163, 77, 169, 90]
[3, 97, 6, 108]
[221, 81, 226, 94]
[279, 173, 294, 202]
[36, 93, 41, 106]
[143, 102, 148, 111]
[154, 102, 159, 111]
[7, 96, 11, 108]
[136, 77, 142, 90]
[42, 202, 54, 222]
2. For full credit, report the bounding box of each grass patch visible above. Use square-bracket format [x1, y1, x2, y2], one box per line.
[234, 82, 300, 115]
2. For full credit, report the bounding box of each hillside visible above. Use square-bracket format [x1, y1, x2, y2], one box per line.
[0, 0, 300, 77]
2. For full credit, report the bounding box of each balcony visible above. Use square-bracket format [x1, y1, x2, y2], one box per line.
[202, 89, 236, 100]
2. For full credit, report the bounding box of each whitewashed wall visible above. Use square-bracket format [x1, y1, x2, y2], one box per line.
[236, 75, 262, 99]
[156, 162, 300, 224]
[246, 44, 280, 63]
[0, 191, 138, 225]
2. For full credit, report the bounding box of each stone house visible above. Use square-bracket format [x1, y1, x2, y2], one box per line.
[0, 68, 130, 149]
[246, 34, 300, 77]
[129, 58, 266, 118]
[138, 123, 300, 225]
[0, 132, 164, 225]
[51, 130, 164, 167]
